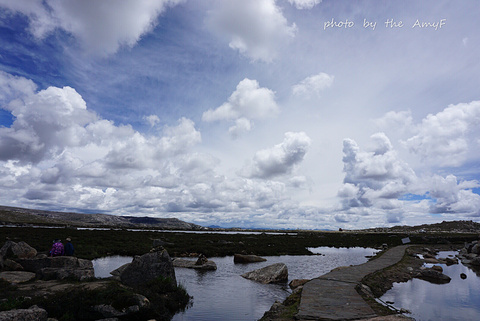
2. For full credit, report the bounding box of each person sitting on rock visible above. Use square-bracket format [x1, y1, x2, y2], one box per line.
[49, 239, 65, 257]
[64, 237, 74, 256]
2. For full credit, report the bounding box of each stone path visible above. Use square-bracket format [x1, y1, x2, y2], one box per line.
[296, 245, 409, 320]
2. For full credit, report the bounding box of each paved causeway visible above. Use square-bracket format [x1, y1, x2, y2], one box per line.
[296, 245, 409, 320]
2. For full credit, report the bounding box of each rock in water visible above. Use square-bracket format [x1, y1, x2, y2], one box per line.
[416, 269, 451, 284]
[120, 249, 176, 287]
[241, 263, 288, 284]
[172, 258, 217, 270]
[234, 254, 267, 263]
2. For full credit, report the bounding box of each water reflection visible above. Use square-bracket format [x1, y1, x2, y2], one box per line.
[90, 248, 379, 320]
[92, 255, 133, 278]
[381, 251, 480, 321]
[173, 247, 378, 321]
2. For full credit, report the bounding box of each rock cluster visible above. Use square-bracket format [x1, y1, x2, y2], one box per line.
[0, 240, 182, 320]
[457, 240, 480, 267]
[0, 305, 48, 321]
[0, 240, 94, 281]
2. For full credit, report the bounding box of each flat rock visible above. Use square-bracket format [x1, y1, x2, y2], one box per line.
[241, 263, 288, 284]
[0, 271, 36, 283]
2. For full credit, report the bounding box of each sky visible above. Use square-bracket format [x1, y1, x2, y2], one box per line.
[0, 0, 479, 230]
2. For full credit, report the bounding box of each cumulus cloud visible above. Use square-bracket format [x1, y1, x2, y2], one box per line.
[338, 133, 417, 213]
[203, 78, 278, 121]
[0, 0, 183, 55]
[144, 114, 160, 127]
[203, 78, 278, 137]
[0, 85, 96, 163]
[374, 110, 414, 138]
[208, 0, 296, 62]
[0, 72, 318, 228]
[288, 0, 322, 10]
[426, 174, 480, 216]
[228, 117, 252, 139]
[242, 131, 311, 179]
[292, 72, 334, 97]
[336, 131, 480, 224]
[0, 71, 37, 103]
[403, 101, 480, 167]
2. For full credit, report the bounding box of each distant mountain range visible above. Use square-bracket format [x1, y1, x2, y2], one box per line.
[0, 205, 203, 230]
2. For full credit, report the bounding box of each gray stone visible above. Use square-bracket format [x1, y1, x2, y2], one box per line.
[416, 269, 451, 284]
[470, 257, 480, 266]
[0, 271, 36, 283]
[12, 242, 38, 259]
[234, 254, 267, 263]
[172, 258, 217, 270]
[120, 249, 176, 287]
[131, 294, 150, 308]
[3, 258, 24, 271]
[110, 263, 130, 277]
[289, 279, 309, 289]
[472, 243, 480, 255]
[93, 304, 125, 318]
[241, 263, 288, 284]
[0, 305, 48, 321]
[17, 256, 94, 281]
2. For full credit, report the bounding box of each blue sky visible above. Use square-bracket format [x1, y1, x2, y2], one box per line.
[0, 0, 479, 229]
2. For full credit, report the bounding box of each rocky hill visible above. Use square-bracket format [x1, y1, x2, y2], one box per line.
[360, 220, 480, 234]
[0, 205, 203, 230]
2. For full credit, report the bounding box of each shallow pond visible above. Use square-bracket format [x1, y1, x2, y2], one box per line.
[380, 251, 480, 321]
[172, 247, 378, 321]
[92, 247, 378, 320]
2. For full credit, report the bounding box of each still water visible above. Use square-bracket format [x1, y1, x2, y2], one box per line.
[380, 251, 480, 321]
[172, 247, 377, 321]
[92, 247, 377, 321]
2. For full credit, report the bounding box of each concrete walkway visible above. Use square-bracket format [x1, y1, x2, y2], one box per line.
[296, 245, 409, 320]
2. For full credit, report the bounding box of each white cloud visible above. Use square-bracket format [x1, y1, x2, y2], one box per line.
[403, 101, 480, 167]
[292, 72, 334, 97]
[229, 117, 252, 138]
[203, 79, 278, 122]
[203, 78, 278, 137]
[144, 114, 160, 127]
[242, 131, 311, 179]
[0, 71, 37, 103]
[208, 0, 296, 62]
[0, 0, 184, 55]
[339, 133, 417, 211]
[426, 174, 480, 216]
[0, 72, 321, 228]
[288, 0, 322, 10]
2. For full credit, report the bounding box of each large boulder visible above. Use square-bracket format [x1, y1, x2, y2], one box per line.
[0, 305, 48, 321]
[241, 263, 288, 284]
[234, 254, 267, 263]
[17, 256, 94, 281]
[120, 249, 176, 287]
[471, 243, 480, 255]
[0, 241, 37, 260]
